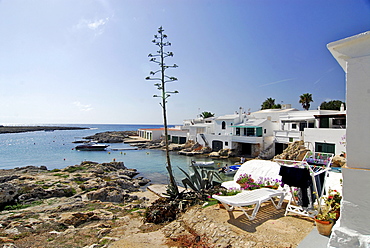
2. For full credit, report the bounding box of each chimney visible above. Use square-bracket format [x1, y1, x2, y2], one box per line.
[340, 103, 345, 111]
[239, 107, 243, 123]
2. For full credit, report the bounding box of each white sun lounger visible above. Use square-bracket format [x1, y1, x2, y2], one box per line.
[212, 188, 286, 220]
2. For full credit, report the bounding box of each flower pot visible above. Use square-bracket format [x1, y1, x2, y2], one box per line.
[263, 185, 278, 190]
[237, 183, 245, 189]
[218, 202, 225, 209]
[315, 218, 334, 236]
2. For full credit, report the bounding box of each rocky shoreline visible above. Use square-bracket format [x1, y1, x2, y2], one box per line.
[0, 161, 315, 247]
[0, 161, 153, 247]
[0, 126, 87, 134]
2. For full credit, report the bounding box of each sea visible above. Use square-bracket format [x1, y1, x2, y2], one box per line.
[0, 124, 235, 184]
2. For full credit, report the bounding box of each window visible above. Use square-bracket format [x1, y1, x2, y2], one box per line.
[247, 128, 255, 136]
[292, 123, 297, 129]
[222, 121, 226, 129]
[236, 128, 240, 136]
[299, 122, 307, 131]
[320, 118, 329, 128]
[225, 141, 228, 146]
[333, 118, 346, 126]
[264, 129, 267, 134]
[315, 142, 335, 154]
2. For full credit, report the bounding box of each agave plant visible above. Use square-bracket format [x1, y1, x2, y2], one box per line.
[179, 165, 222, 192]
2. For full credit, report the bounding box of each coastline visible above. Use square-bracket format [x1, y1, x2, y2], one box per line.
[0, 126, 87, 134]
[0, 163, 314, 247]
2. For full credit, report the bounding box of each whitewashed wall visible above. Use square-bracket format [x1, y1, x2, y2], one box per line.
[328, 31, 370, 247]
[304, 128, 346, 155]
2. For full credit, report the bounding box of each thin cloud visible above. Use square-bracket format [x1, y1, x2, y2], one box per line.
[74, 17, 109, 35]
[259, 78, 296, 87]
[314, 67, 336, 85]
[73, 101, 93, 112]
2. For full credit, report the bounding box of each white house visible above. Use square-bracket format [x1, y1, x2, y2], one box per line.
[183, 108, 279, 157]
[138, 127, 188, 144]
[274, 108, 346, 155]
[327, 31, 370, 247]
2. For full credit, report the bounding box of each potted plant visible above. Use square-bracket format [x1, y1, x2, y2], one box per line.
[213, 188, 241, 208]
[314, 205, 336, 236]
[325, 189, 342, 220]
[236, 174, 260, 190]
[257, 177, 282, 190]
[314, 190, 342, 236]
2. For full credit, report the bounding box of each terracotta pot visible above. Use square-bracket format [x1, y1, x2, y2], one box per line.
[264, 185, 278, 190]
[218, 202, 225, 209]
[237, 183, 245, 188]
[315, 218, 334, 236]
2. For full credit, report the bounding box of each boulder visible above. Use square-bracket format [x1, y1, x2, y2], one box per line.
[208, 152, 220, 157]
[273, 141, 310, 161]
[332, 155, 346, 167]
[0, 183, 18, 206]
[85, 187, 129, 202]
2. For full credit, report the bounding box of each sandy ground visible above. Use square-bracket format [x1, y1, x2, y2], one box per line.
[109, 189, 315, 248]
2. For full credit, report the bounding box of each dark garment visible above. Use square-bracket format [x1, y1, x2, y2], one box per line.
[279, 166, 312, 207]
[310, 171, 326, 202]
[279, 166, 312, 188]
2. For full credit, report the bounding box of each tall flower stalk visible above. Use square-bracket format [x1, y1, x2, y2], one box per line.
[146, 26, 179, 197]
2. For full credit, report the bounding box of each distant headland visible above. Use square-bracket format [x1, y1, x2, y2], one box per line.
[0, 126, 87, 134]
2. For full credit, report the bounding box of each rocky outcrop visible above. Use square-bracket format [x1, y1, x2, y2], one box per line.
[273, 140, 310, 161]
[0, 161, 150, 210]
[331, 155, 346, 167]
[82, 131, 139, 143]
[0, 126, 86, 134]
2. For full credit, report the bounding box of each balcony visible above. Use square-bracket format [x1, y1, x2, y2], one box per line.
[274, 130, 303, 143]
[232, 135, 263, 144]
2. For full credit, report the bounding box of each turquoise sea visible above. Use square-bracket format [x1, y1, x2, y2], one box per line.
[0, 124, 235, 184]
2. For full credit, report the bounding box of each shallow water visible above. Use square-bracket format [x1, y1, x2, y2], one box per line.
[0, 124, 235, 184]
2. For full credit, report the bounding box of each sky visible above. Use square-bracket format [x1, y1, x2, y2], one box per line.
[0, 0, 369, 125]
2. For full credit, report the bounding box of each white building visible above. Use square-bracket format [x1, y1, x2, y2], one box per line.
[327, 31, 370, 247]
[171, 105, 346, 158]
[275, 109, 346, 155]
[183, 108, 280, 157]
[138, 127, 188, 144]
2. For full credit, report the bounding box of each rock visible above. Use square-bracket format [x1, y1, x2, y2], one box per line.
[0, 237, 15, 243]
[63, 212, 95, 227]
[273, 141, 310, 161]
[332, 155, 346, 167]
[85, 187, 128, 202]
[83, 131, 138, 143]
[0, 183, 18, 206]
[209, 152, 220, 157]
[0, 176, 19, 184]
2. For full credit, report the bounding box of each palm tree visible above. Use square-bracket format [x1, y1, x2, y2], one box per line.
[200, 111, 214, 119]
[299, 93, 313, 110]
[261, 98, 276, 110]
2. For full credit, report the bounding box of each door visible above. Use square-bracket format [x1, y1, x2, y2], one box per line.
[212, 140, 223, 151]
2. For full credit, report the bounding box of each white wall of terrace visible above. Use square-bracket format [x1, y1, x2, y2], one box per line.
[304, 128, 346, 155]
[231, 135, 263, 144]
[274, 130, 302, 143]
[327, 31, 370, 247]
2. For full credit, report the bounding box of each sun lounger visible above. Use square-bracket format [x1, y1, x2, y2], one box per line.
[212, 188, 286, 220]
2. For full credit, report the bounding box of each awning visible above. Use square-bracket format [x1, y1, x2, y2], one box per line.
[231, 126, 261, 128]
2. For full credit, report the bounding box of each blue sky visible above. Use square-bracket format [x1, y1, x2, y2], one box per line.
[0, 0, 369, 125]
